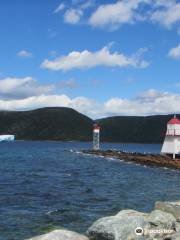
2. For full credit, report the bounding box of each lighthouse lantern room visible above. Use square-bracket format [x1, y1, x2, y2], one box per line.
[161, 115, 180, 159]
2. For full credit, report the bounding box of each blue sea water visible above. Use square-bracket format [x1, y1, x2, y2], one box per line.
[0, 141, 180, 240]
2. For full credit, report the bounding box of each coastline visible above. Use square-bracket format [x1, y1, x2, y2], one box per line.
[81, 149, 180, 170]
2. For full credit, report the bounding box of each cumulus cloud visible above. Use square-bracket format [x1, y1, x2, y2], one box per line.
[54, 3, 65, 13]
[168, 44, 180, 59]
[57, 0, 180, 31]
[17, 50, 32, 58]
[0, 89, 180, 119]
[151, 1, 180, 28]
[89, 0, 148, 29]
[103, 89, 180, 117]
[0, 95, 70, 111]
[86, 0, 180, 30]
[64, 9, 83, 24]
[0, 77, 54, 99]
[60, 0, 94, 25]
[41, 46, 149, 71]
[0, 94, 99, 118]
[136, 88, 165, 102]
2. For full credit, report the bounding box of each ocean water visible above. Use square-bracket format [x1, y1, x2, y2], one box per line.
[0, 141, 180, 240]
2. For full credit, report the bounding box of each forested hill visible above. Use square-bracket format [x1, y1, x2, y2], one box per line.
[98, 114, 179, 143]
[0, 107, 93, 141]
[0, 107, 177, 143]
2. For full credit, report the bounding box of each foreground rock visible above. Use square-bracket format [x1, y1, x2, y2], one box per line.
[88, 210, 150, 240]
[87, 201, 180, 240]
[27, 229, 89, 240]
[82, 149, 180, 170]
[155, 201, 180, 222]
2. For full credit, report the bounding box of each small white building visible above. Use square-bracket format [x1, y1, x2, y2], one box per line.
[161, 116, 180, 159]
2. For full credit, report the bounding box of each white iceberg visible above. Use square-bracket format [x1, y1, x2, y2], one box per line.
[0, 135, 15, 142]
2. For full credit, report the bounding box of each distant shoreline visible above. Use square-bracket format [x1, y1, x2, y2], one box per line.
[0, 139, 162, 144]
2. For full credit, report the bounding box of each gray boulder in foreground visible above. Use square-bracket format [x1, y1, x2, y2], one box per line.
[87, 201, 180, 240]
[87, 210, 150, 240]
[155, 201, 180, 222]
[26, 229, 89, 240]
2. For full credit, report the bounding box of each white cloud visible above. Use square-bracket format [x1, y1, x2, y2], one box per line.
[59, 0, 94, 25]
[151, 2, 180, 28]
[58, 0, 180, 31]
[168, 44, 180, 59]
[17, 50, 32, 58]
[0, 77, 54, 99]
[41, 46, 149, 71]
[64, 9, 83, 24]
[54, 3, 65, 13]
[0, 89, 180, 119]
[0, 95, 70, 111]
[103, 89, 180, 117]
[0, 94, 98, 118]
[89, 0, 148, 29]
[136, 88, 165, 101]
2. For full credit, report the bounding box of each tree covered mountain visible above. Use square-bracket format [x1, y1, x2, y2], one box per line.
[0, 107, 176, 143]
[0, 107, 93, 141]
[97, 114, 178, 143]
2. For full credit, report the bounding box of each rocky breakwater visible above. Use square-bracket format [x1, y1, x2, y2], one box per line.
[27, 201, 180, 240]
[82, 150, 180, 170]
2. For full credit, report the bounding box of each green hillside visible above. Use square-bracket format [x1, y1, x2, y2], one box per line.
[98, 114, 178, 143]
[0, 107, 177, 143]
[0, 107, 93, 141]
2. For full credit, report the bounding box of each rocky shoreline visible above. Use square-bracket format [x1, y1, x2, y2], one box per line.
[27, 200, 180, 240]
[81, 150, 180, 170]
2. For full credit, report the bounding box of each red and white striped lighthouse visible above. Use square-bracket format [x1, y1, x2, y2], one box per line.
[93, 123, 100, 150]
[161, 115, 180, 159]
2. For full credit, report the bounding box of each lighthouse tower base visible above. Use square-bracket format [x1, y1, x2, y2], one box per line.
[161, 116, 180, 159]
[93, 124, 100, 150]
[161, 136, 180, 159]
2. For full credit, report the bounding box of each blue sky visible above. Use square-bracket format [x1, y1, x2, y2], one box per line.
[0, 0, 180, 118]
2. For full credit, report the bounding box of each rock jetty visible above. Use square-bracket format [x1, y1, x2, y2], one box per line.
[82, 149, 180, 170]
[27, 200, 180, 240]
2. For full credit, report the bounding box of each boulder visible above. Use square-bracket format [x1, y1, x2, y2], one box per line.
[26, 229, 89, 240]
[87, 209, 179, 240]
[147, 210, 176, 229]
[146, 210, 176, 239]
[155, 201, 180, 222]
[87, 210, 150, 240]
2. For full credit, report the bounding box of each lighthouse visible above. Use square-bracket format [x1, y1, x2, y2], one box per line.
[161, 115, 180, 159]
[93, 123, 100, 150]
